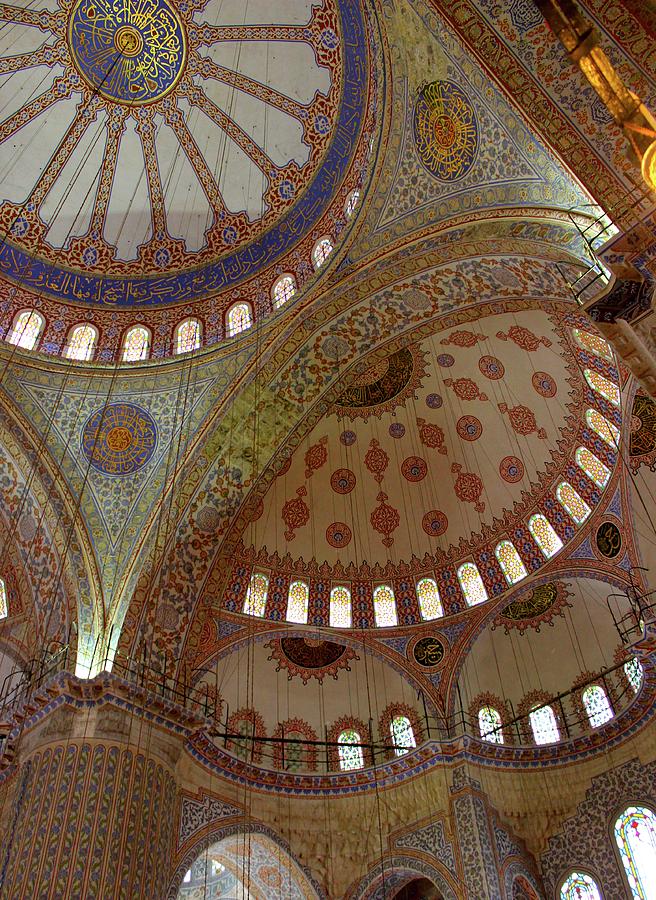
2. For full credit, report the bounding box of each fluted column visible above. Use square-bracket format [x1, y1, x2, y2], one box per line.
[0, 674, 204, 900]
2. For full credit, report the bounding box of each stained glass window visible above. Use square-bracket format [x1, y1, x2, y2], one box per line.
[614, 805, 656, 900]
[559, 871, 602, 900]
[584, 368, 620, 407]
[495, 541, 528, 585]
[391, 716, 416, 757]
[416, 577, 443, 620]
[272, 275, 296, 309]
[345, 189, 360, 219]
[373, 585, 398, 627]
[284, 734, 305, 772]
[557, 482, 591, 525]
[625, 658, 644, 694]
[243, 572, 269, 617]
[330, 586, 352, 628]
[576, 446, 610, 489]
[286, 580, 309, 624]
[529, 704, 560, 745]
[573, 328, 613, 361]
[7, 310, 44, 350]
[478, 706, 504, 744]
[233, 718, 253, 760]
[582, 684, 613, 728]
[175, 318, 201, 354]
[65, 324, 97, 361]
[586, 408, 620, 448]
[338, 729, 364, 771]
[0, 576, 7, 619]
[458, 563, 488, 607]
[227, 302, 253, 337]
[313, 237, 333, 269]
[528, 514, 563, 559]
[122, 325, 150, 362]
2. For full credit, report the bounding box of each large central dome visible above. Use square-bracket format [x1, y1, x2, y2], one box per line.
[0, 0, 373, 305]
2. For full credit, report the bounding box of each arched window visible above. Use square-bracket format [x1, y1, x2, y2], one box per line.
[573, 328, 613, 361]
[0, 576, 7, 619]
[529, 704, 560, 744]
[373, 584, 398, 627]
[495, 540, 528, 585]
[344, 189, 360, 219]
[65, 324, 97, 361]
[286, 580, 309, 624]
[582, 684, 614, 728]
[312, 237, 333, 269]
[557, 482, 591, 525]
[586, 408, 620, 448]
[614, 805, 656, 899]
[584, 368, 620, 407]
[338, 729, 364, 771]
[576, 446, 610, 489]
[625, 657, 644, 694]
[390, 716, 416, 757]
[528, 514, 563, 559]
[458, 562, 488, 607]
[227, 302, 252, 337]
[559, 872, 602, 900]
[7, 310, 44, 350]
[272, 274, 296, 309]
[478, 706, 504, 744]
[175, 318, 201, 354]
[122, 325, 150, 362]
[243, 571, 269, 617]
[329, 585, 352, 628]
[416, 577, 443, 620]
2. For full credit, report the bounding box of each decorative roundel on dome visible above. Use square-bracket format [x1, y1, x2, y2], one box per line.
[335, 347, 424, 419]
[331, 468, 357, 494]
[456, 415, 482, 442]
[81, 402, 157, 475]
[69, 0, 186, 105]
[266, 637, 358, 684]
[499, 456, 525, 483]
[0, 0, 373, 312]
[326, 522, 352, 548]
[596, 521, 622, 559]
[413, 636, 445, 668]
[413, 81, 478, 181]
[401, 456, 427, 482]
[422, 510, 448, 537]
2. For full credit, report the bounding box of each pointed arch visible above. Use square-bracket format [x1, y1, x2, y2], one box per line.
[226, 302, 253, 337]
[557, 482, 591, 524]
[373, 584, 398, 627]
[614, 804, 656, 899]
[329, 585, 351, 628]
[286, 580, 309, 624]
[495, 540, 528, 585]
[243, 571, 268, 617]
[272, 274, 297, 309]
[122, 325, 151, 362]
[312, 237, 333, 269]
[65, 324, 98, 361]
[528, 514, 563, 559]
[458, 562, 488, 606]
[175, 318, 201, 354]
[7, 309, 44, 350]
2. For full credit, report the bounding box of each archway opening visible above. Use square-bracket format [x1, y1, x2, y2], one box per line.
[392, 878, 444, 900]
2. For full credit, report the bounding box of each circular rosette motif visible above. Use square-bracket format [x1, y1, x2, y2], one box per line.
[326, 522, 352, 549]
[401, 456, 428, 482]
[532, 371, 557, 398]
[81, 402, 157, 475]
[413, 80, 479, 181]
[499, 456, 525, 483]
[69, 0, 187, 105]
[422, 510, 448, 537]
[457, 415, 482, 442]
[331, 468, 356, 494]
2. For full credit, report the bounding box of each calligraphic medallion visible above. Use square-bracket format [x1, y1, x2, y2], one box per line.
[413, 636, 445, 668]
[81, 402, 157, 475]
[596, 521, 622, 559]
[413, 81, 478, 181]
[68, 0, 187, 105]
